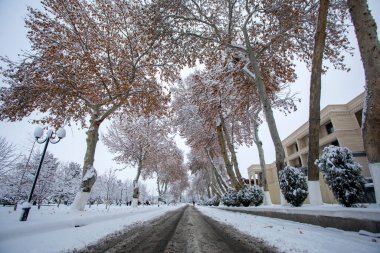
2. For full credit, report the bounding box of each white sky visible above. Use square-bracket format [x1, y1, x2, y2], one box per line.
[0, 0, 380, 193]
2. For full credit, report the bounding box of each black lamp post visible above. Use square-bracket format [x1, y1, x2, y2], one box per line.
[19, 127, 66, 221]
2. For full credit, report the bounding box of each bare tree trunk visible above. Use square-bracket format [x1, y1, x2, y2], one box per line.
[157, 179, 162, 197]
[205, 149, 228, 192]
[206, 165, 219, 195]
[132, 158, 143, 207]
[213, 165, 228, 191]
[222, 123, 244, 186]
[210, 184, 221, 198]
[212, 164, 227, 193]
[206, 184, 211, 199]
[348, 0, 380, 204]
[71, 115, 100, 211]
[251, 57, 285, 173]
[249, 114, 274, 205]
[307, 0, 329, 205]
[216, 123, 241, 190]
[206, 162, 223, 197]
[242, 26, 285, 174]
[247, 110, 269, 191]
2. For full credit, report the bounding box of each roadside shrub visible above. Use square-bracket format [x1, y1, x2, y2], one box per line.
[237, 185, 264, 207]
[315, 146, 365, 207]
[279, 166, 308, 207]
[221, 188, 239, 207]
[205, 196, 220, 206]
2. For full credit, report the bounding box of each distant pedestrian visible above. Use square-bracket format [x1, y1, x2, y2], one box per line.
[192, 200, 195, 206]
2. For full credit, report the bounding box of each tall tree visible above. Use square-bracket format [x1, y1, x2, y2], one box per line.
[53, 162, 81, 206]
[172, 75, 243, 191]
[0, 137, 20, 177]
[103, 115, 170, 206]
[307, 0, 330, 205]
[102, 168, 117, 209]
[347, 0, 380, 204]
[33, 151, 59, 208]
[158, 1, 351, 192]
[0, 157, 31, 207]
[0, 0, 186, 210]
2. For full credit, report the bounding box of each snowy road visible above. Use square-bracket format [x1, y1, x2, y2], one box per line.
[1, 204, 379, 253]
[75, 205, 279, 253]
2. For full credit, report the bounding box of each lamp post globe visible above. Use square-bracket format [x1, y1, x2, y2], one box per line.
[33, 127, 44, 139]
[19, 127, 65, 222]
[56, 128, 66, 139]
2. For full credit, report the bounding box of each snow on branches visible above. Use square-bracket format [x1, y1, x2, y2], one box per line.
[279, 166, 308, 207]
[316, 146, 366, 207]
[222, 187, 239, 207]
[237, 185, 264, 207]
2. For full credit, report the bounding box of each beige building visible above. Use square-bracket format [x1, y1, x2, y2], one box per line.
[247, 93, 369, 204]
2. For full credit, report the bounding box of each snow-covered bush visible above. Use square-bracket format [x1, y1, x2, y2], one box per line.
[279, 166, 308, 207]
[205, 196, 220, 206]
[315, 146, 365, 207]
[237, 185, 264, 207]
[221, 187, 239, 207]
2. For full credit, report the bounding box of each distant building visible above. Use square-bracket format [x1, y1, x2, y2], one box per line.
[247, 93, 370, 204]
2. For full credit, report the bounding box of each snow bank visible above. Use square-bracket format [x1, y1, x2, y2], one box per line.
[198, 206, 380, 253]
[0, 204, 182, 253]
[220, 203, 380, 221]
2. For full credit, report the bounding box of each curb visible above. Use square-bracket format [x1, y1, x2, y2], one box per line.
[218, 207, 380, 233]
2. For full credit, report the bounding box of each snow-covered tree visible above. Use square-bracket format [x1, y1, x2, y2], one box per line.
[53, 162, 81, 206]
[222, 187, 239, 207]
[279, 166, 308, 207]
[307, 0, 330, 206]
[103, 115, 171, 207]
[0, 0, 189, 211]
[158, 0, 352, 182]
[0, 137, 20, 177]
[187, 172, 211, 203]
[143, 139, 189, 203]
[187, 150, 228, 198]
[238, 185, 264, 207]
[316, 146, 366, 207]
[205, 196, 220, 206]
[32, 151, 60, 208]
[102, 168, 117, 209]
[348, 0, 380, 204]
[172, 81, 228, 196]
[0, 138, 24, 206]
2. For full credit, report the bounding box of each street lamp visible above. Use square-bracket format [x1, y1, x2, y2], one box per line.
[19, 127, 66, 221]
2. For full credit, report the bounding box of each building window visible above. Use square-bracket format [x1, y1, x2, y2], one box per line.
[352, 151, 366, 157]
[296, 157, 302, 167]
[331, 139, 340, 146]
[326, 121, 334, 134]
[300, 166, 308, 177]
[355, 109, 363, 127]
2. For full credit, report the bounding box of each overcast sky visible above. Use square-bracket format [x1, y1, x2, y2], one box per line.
[1, 0, 380, 194]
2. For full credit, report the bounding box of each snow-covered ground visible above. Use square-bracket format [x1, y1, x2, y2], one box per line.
[198, 205, 380, 253]
[222, 203, 380, 220]
[0, 204, 182, 253]
[0, 203, 379, 253]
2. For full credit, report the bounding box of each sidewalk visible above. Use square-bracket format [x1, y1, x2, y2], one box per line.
[217, 204, 380, 233]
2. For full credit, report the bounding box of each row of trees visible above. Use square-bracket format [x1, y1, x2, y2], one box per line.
[102, 114, 189, 206]
[0, 137, 156, 209]
[0, 0, 379, 209]
[0, 137, 80, 208]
